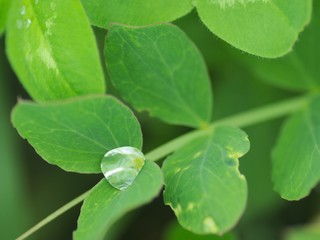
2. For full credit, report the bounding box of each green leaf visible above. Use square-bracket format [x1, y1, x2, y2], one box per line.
[0, 0, 11, 36]
[6, 0, 105, 101]
[105, 24, 212, 128]
[11, 95, 142, 173]
[164, 221, 236, 240]
[163, 126, 250, 234]
[241, 0, 320, 91]
[80, 0, 193, 29]
[195, 0, 312, 58]
[73, 160, 163, 240]
[272, 96, 320, 200]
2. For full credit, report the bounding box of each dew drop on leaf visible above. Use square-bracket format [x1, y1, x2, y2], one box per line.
[101, 146, 145, 190]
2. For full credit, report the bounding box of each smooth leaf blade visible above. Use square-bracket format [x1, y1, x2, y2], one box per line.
[163, 126, 250, 234]
[196, 0, 312, 58]
[81, 0, 193, 29]
[6, 0, 105, 101]
[241, 0, 320, 91]
[11, 95, 142, 173]
[74, 160, 163, 240]
[105, 24, 213, 128]
[272, 96, 320, 200]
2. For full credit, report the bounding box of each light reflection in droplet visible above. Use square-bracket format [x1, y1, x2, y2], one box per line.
[101, 146, 145, 190]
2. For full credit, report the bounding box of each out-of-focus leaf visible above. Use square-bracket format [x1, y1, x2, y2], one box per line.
[164, 221, 236, 240]
[285, 218, 320, 240]
[0, 38, 31, 240]
[0, 0, 11, 35]
[242, 0, 320, 91]
[273, 96, 320, 200]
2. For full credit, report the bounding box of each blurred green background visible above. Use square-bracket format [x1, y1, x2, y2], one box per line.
[1, 9, 320, 240]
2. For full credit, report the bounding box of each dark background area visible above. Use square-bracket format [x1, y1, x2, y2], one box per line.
[1, 9, 319, 240]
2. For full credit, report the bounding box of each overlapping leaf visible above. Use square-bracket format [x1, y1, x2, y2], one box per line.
[6, 0, 105, 101]
[81, 0, 193, 28]
[84, 0, 311, 58]
[244, 0, 319, 91]
[11, 95, 142, 173]
[272, 96, 320, 200]
[163, 126, 250, 234]
[105, 24, 212, 128]
[74, 160, 163, 240]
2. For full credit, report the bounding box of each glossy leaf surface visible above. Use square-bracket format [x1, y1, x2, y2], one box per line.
[163, 126, 250, 234]
[6, 0, 105, 101]
[273, 96, 320, 200]
[11, 95, 142, 173]
[105, 24, 212, 128]
[74, 160, 163, 240]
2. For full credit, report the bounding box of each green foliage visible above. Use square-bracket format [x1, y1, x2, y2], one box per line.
[163, 126, 249, 234]
[3, 0, 320, 239]
[81, 0, 193, 28]
[244, 0, 319, 90]
[6, 0, 105, 101]
[11, 95, 142, 173]
[74, 160, 163, 240]
[196, 0, 312, 58]
[0, 0, 11, 36]
[105, 24, 212, 128]
[83, 0, 311, 58]
[272, 96, 320, 200]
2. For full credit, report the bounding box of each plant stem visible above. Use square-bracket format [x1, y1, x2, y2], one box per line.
[16, 191, 90, 240]
[146, 95, 307, 161]
[16, 95, 307, 240]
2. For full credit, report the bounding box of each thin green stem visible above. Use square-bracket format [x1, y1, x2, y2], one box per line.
[146, 95, 307, 161]
[16, 191, 90, 240]
[16, 95, 308, 240]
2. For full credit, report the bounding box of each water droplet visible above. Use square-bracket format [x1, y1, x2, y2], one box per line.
[101, 146, 145, 190]
[34, 0, 39, 5]
[20, 6, 26, 15]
